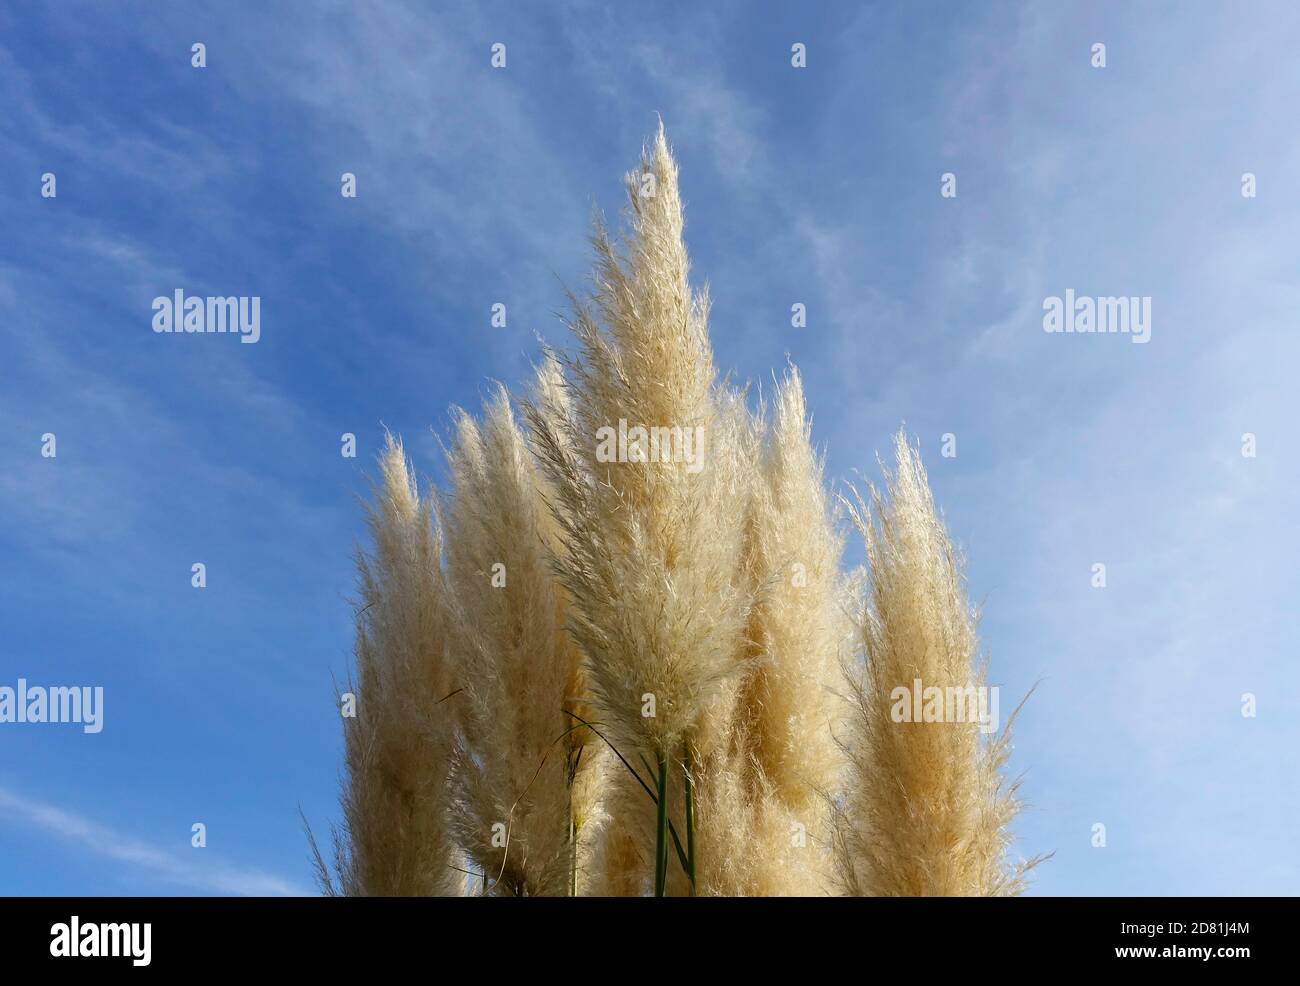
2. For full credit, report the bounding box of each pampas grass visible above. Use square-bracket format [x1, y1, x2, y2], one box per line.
[323, 129, 1040, 897]
[834, 432, 1040, 896]
[442, 385, 594, 896]
[320, 437, 460, 897]
[526, 127, 751, 764]
[523, 126, 753, 894]
[725, 370, 851, 894]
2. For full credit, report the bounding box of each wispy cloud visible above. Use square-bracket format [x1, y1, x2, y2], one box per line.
[0, 0, 1295, 898]
[0, 785, 308, 896]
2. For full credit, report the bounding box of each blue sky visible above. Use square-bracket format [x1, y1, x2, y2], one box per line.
[1, 0, 1296, 896]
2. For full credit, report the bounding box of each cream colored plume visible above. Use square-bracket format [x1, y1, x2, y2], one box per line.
[835, 431, 1038, 896]
[443, 384, 597, 896]
[330, 437, 460, 896]
[523, 125, 751, 763]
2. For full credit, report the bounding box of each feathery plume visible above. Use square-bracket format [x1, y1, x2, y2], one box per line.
[443, 385, 593, 896]
[523, 126, 753, 892]
[725, 369, 850, 894]
[333, 437, 460, 896]
[836, 431, 1036, 896]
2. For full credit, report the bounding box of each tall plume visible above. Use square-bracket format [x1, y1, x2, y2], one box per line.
[523, 125, 753, 893]
[329, 437, 460, 896]
[443, 384, 596, 896]
[727, 369, 851, 894]
[835, 431, 1038, 896]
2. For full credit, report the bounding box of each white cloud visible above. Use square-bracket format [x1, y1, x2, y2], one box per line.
[0, 785, 308, 896]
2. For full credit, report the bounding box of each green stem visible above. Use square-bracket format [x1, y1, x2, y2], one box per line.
[560, 712, 690, 873]
[654, 755, 669, 897]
